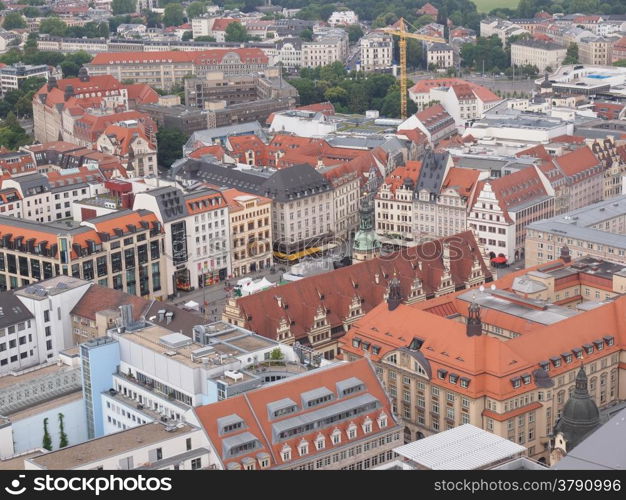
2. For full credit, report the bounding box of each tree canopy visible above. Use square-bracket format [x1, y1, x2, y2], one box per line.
[156, 127, 188, 167]
[163, 3, 185, 27]
[111, 0, 136, 15]
[225, 22, 250, 42]
[2, 12, 26, 30]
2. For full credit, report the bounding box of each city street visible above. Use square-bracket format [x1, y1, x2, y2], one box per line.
[167, 265, 287, 321]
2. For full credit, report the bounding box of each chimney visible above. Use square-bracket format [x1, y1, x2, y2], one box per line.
[387, 274, 402, 311]
[374, 273, 380, 284]
[560, 245, 571, 263]
[47, 75, 58, 92]
[158, 309, 166, 322]
[64, 84, 74, 101]
[78, 66, 90, 82]
[165, 311, 174, 325]
[466, 298, 482, 337]
[119, 304, 133, 328]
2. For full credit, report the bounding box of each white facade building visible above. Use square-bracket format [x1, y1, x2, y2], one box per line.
[359, 32, 393, 72]
[328, 11, 358, 26]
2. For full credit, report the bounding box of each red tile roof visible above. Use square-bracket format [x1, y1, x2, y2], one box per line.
[380, 161, 422, 195]
[188, 144, 227, 162]
[193, 358, 398, 469]
[555, 146, 600, 177]
[101, 125, 152, 156]
[71, 284, 150, 321]
[231, 231, 489, 344]
[211, 18, 238, 32]
[409, 78, 500, 103]
[441, 167, 480, 198]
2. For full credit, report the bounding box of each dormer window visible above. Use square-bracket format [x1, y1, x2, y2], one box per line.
[378, 412, 388, 429]
[352, 338, 361, 348]
[449, 373, 459, 384]
[460, 377, 470, 388]
[584, 344, 594, 355]
[347, 423, 357, 440]
[281, 445, 291, 462]
[593, 340, 604, 351]
[438, 369, 448, 380]
[550, 356, 561, 368]
[522, 374, 531, 385]
[315, 434, 325, 450]
[362, 417, 372, 434]
[298, 440, 309, 456]
[331, 428, 341, 445]
[562, 353, 573, 364]
[603, 335, 614, 346]
[572, 348, 583, 359]
[511, 377, 522, 389]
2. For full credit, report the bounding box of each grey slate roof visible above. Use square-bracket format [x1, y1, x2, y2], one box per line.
[416, 151, 449, 195]
[0, 292, 35, 329]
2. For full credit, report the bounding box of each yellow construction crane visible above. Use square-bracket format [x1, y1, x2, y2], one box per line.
[382, 18, 446, 119]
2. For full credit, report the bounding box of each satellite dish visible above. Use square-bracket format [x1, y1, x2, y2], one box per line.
[479, 285, 485, 292]
[490, 284, 496, 291]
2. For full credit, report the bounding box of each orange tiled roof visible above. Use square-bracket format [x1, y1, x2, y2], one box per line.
[101, 125, 151, 156]
[381, 161, 422, 195]
[441, 167, 480, 198]
[555, 146, 600, 177]
[194, 358, 396, 469]
[409, 78, 500, 103]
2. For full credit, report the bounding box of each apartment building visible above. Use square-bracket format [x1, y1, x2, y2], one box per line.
[189, 358, 401, 470]
[32, 69, 158, 144]
[275, 38, 303, 69]
[359, 32, 393, 72]
[511, 39, 567, 72]
[408, 78, 501, 126]
[171, 160, 335, 257]
[469, 166, 555, 264]
[302, 37, 345, 68]
[480, 18, 529, 46]
[0, 210, 165, 299]
[324, 165, 360, 241]
[0, 63, 57, 95]
[223, 232, 490, 360]
[86, 49, 269, 90]
[398, 104, 456, 146]
[96, 124, 157, 178]
[340, 255, 623, 462]
[222, 189, 273, 278]
[426, 43, 454, 70]
[375, 162, 421, 244]
[525, 195, 626, 267]
[133, 186, 231, 295]
[328, 10, 358, 26]
[579, 37, 612, 66]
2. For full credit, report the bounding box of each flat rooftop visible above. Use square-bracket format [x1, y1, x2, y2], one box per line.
[8, 390, 82, 421]
[15, 276, 88, 300]
[394, 424, 526, 470]
[0, 363, 75, 391]
[457, 289, 578, 325]
[0, 451, 44, 470]
[27, 422, 197, 470]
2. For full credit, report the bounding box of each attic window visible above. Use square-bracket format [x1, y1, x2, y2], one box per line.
[511, 377, 522, 389]
[522, 374, 531, 385]
[539, 360, 549, 371]
[550, 356, 561, 367]
[593, 339, 604, 351]
[372, 345, 381, 356]
[352, 338, 361, 348]
[459, 377, 470, 388]
[603, 335, 614, 346]
[583, 343, 593, 355]
[437, 369, 448, 380]
[449, 373, 458, 384]
[562, 353, 573, 364]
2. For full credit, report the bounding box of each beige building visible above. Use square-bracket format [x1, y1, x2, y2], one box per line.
[340, 255, 622, 461]
[325, 167, 360, 241]
[525, 195, 626, 267]
[376, 162, 420, 244]
[86, 49, 270, 90]
[96, 124, 157, 178]
[222, 189, 273, 278]
[426, 43, 454, 70]
[579, 37, 612, 66]
[359, 32, 393, 72]
[511, 39, 567, 72]
[302, 37, 345, 68]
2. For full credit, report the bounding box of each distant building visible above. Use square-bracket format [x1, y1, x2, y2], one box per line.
[426, 42, 454, 70]
[328, 10, 358, 27]
[359, 32, 393, 72]
[511, 39, 567, 72]
[0, 63, 57, 95]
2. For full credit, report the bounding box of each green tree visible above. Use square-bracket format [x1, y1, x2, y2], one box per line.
[156, 127, 187, 167]
[614, 59, 626, 67]
[42, 417, 52, 451]
[347, 24, 363, 43]
[324, 86, 349, 106]
[111, 0, 136, 15]
[182, 30, 192, 41]
[563, 42, 579, 64]
[22, 6, 41, 17]
[225, 22, 249, 42]
[163, 3, 185, 27]
[186, 1, 206, 19]
[194, 35, 216, 42]
[39, 18, 69, 37]
[269, 348, 284, 361]
[299, 28, 313, 41]
[58, 413, 68, 448]
[517, 0, 537, 18]
[144, 10, 162, 28]
[2, 12, 26, 30]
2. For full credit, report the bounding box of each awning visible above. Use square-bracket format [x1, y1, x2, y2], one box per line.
[184, 300, 200, 310]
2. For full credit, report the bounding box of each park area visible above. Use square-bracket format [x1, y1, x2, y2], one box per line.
[472, 0, 520, 12]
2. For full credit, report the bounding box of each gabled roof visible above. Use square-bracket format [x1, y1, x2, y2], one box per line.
[555, 146, 600, 177]
[441, 167, 480, 198]
[233, 231, 489, 343]
[100, 125, 151, 156]
[71, 284, 150, 322]
[381, 161, 422, 194]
